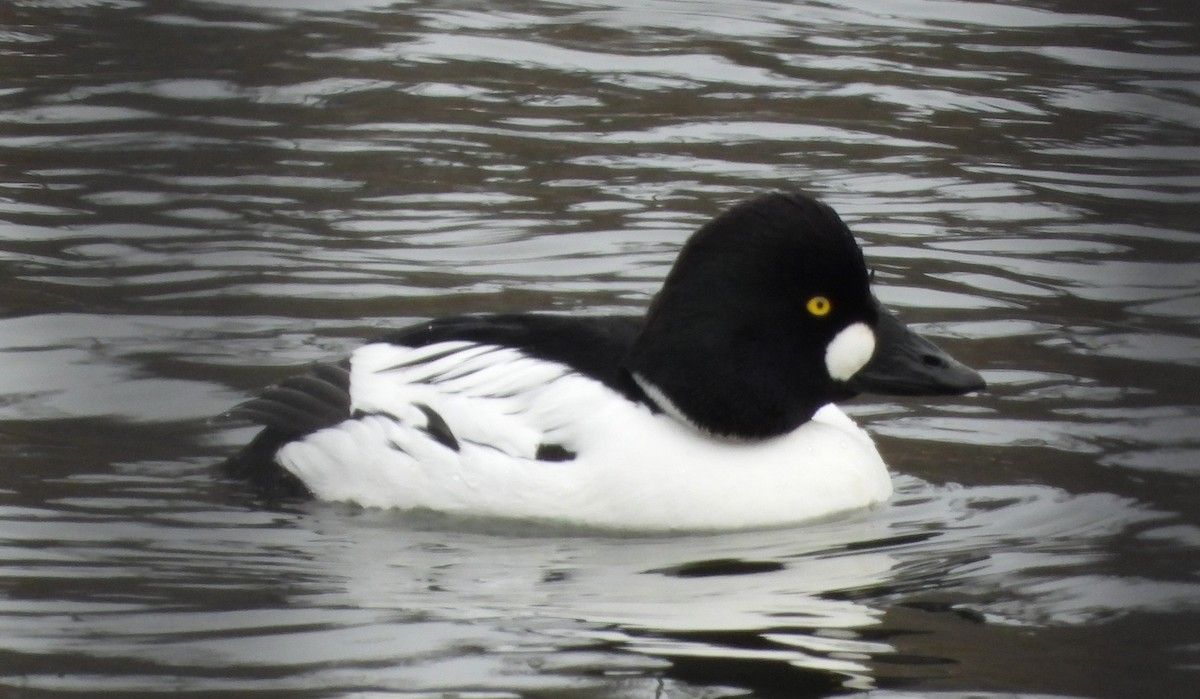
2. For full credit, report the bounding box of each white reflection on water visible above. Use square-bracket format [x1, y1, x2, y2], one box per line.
[0, 461, 1170, 695]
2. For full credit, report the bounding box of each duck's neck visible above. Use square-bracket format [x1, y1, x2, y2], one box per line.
[624, 323, 838, 441]
[629, 371, 703, 433]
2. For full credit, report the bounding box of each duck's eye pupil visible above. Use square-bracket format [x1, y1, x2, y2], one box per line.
[806, 296, 832, 317]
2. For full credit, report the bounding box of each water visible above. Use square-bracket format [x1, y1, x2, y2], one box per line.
[1, 0, 1198, 696]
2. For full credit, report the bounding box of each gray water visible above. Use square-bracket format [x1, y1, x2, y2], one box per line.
[2, 0, 1198, 697]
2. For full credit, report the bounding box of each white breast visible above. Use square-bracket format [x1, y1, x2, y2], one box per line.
[275, 341, 893, 531]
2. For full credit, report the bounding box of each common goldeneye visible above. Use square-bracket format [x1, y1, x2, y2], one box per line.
[224, 191, 984, 530]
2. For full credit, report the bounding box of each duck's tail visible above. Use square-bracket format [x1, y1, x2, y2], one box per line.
[218, 362, 353, 500]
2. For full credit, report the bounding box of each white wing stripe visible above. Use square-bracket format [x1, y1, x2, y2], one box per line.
[346, 341, 595, 460]
[369, 343, 494, 384]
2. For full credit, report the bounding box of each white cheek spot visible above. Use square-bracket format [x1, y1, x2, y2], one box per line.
[825, 322, 876, 381]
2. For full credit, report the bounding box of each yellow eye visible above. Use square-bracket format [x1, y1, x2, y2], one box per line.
[806, 296, 832, 317]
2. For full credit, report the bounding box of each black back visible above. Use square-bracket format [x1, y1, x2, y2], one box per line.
[381, 313, 645, 400]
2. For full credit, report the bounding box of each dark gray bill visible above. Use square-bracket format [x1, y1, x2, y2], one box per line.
[844, 306, 986, 396]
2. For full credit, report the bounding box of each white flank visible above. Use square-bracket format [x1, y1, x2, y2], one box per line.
[275, 341, 893, 531]
[825, 322, 876, 382]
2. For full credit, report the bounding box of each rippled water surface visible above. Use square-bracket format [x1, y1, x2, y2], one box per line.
[2, 0, 1198, 697]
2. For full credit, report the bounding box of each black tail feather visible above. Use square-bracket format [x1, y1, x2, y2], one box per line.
[221, 427, 312, 500]
[221, 361, 352, 501]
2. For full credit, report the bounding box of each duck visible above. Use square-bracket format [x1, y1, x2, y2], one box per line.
[223, 191, 985, 531]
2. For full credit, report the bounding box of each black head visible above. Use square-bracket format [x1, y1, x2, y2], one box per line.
[625, 191, 984, 440]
